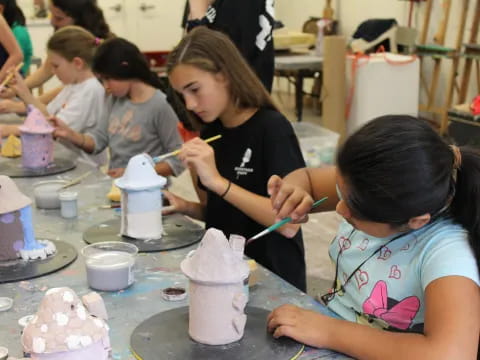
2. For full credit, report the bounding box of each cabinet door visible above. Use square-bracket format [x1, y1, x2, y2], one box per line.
[98, 0, 129, 40]
[130, 0, 184, 51]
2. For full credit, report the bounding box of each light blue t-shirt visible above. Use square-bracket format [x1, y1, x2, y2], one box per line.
[326, 217, 479, 332]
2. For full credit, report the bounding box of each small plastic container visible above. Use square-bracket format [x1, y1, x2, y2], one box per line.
[33, 180, 68, 209]
[82, 242, 138, 291]
[59, 191, 78, 218]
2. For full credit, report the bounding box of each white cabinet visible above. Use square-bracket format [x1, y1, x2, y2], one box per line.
[99, 0, 185, 51]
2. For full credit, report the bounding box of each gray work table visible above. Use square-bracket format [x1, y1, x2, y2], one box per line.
[0, 156, 351, 359]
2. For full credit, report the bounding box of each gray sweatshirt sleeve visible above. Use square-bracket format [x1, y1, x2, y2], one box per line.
[86, 96, 112, 155]
[154, 96, 185, 176]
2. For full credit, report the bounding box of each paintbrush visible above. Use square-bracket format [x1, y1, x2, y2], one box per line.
[99, 204, 121, 209]
[152, 134, 222, 163]
[0, 62, 24, 92]
[59, 171, 92, 190]
[246, 196, 328, 245]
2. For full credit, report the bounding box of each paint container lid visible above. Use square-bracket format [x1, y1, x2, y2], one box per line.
[0, 346, 8, 360]
[18, 314, 35, 328]
[0, 297, 13, 312]
[162, 287, 187, 301]
[59, 191, 78, 201]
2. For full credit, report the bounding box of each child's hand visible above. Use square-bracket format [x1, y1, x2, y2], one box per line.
[268, 175, 313, 223]
[267, 304, 330, 348]
[162, 190, 188, 215]
[49, 116, 73, 140]
[0, 86, 15, 99]
[107, 168, 125, 178]
[178, 137, 224, 194]
[9, 71, 31, 100]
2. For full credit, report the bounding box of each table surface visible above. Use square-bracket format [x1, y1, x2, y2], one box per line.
[275, 54, 323, 71]
[0, 149, 351, 360]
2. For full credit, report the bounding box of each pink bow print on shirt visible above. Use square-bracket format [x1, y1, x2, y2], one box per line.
[362, 280, 420, 330]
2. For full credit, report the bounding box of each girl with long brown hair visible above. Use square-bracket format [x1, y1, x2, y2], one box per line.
[164, 27, 307, 291]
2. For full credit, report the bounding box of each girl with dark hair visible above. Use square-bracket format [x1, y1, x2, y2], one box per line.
[0, 0, 31, 74]
[0, 0, 112, 100]
[49, 0, 112, 38]
[164, 27, 307, 291]
[51, 37, 184, 178]
[267, 115, 480, 359]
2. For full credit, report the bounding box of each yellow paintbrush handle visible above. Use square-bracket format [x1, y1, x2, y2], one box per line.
[0, 62, 24, 88]
[153, 134, 222, 163]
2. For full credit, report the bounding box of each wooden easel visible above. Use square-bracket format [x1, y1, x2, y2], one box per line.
[458, 0, 480, 104]
[417, 0, 470, 134]
[439, 0, 469, 134]
[323, 0, 334, 20]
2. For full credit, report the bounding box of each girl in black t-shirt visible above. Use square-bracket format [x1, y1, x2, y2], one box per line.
[164, 27, 307, 291]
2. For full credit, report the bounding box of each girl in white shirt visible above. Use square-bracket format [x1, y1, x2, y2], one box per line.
[1, 25, 106, 166]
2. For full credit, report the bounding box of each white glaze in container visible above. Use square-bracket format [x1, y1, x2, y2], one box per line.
[82, 242, 138, 291]
[33, 180, 68, 209]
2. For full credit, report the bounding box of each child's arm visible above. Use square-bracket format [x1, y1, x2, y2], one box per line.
[0, 99, 26, 113]
[10, 72, 49, 115]
[268, 276, 480, 360]
[162, 168, 207, 221]
[0, 124, 20, 136]
[0, 15, 23, 83]
[38, 86, 63, 105]
[50, 116, 96, 153]
[179, 138, 300, 237]
[163, 189, 206, 220]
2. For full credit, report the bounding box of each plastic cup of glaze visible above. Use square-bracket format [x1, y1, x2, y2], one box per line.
[81, 242, 138, 291]
[33, 180, 68, 209]
[59, 191, 78, 218]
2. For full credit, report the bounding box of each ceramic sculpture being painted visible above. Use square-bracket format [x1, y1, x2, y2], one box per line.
[115, 153, 167, 240]
[0, 175, 55, 261]
[21, 287, 110, 360]
[181, 228, 250, 345]
[19, 106, 54, 169]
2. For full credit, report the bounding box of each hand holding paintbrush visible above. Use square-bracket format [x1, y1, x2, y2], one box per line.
[246, 197, 328, 244]
[0, 62, 23, 93]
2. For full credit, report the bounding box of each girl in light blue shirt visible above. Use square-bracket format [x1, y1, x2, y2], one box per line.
[267, 115, 480, 359]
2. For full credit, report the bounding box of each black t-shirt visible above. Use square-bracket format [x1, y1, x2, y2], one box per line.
[184, 0, 275, 92]
[200, 108, 306, 291]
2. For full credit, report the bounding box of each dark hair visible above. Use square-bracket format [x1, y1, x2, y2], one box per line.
[92, 37, 164, 90]
[51, 0, 112, 39]
[0, 0, 25, 27]
[166, 27, 277, 130]
[47, 26, 96, 66]
[337, 115, 480, 268]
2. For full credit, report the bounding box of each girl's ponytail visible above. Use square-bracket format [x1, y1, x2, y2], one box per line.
[92, 38, 166, 92]
[450, 147, 480, 271]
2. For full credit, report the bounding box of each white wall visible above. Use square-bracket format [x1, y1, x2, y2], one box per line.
[276, 0, 479, 111]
